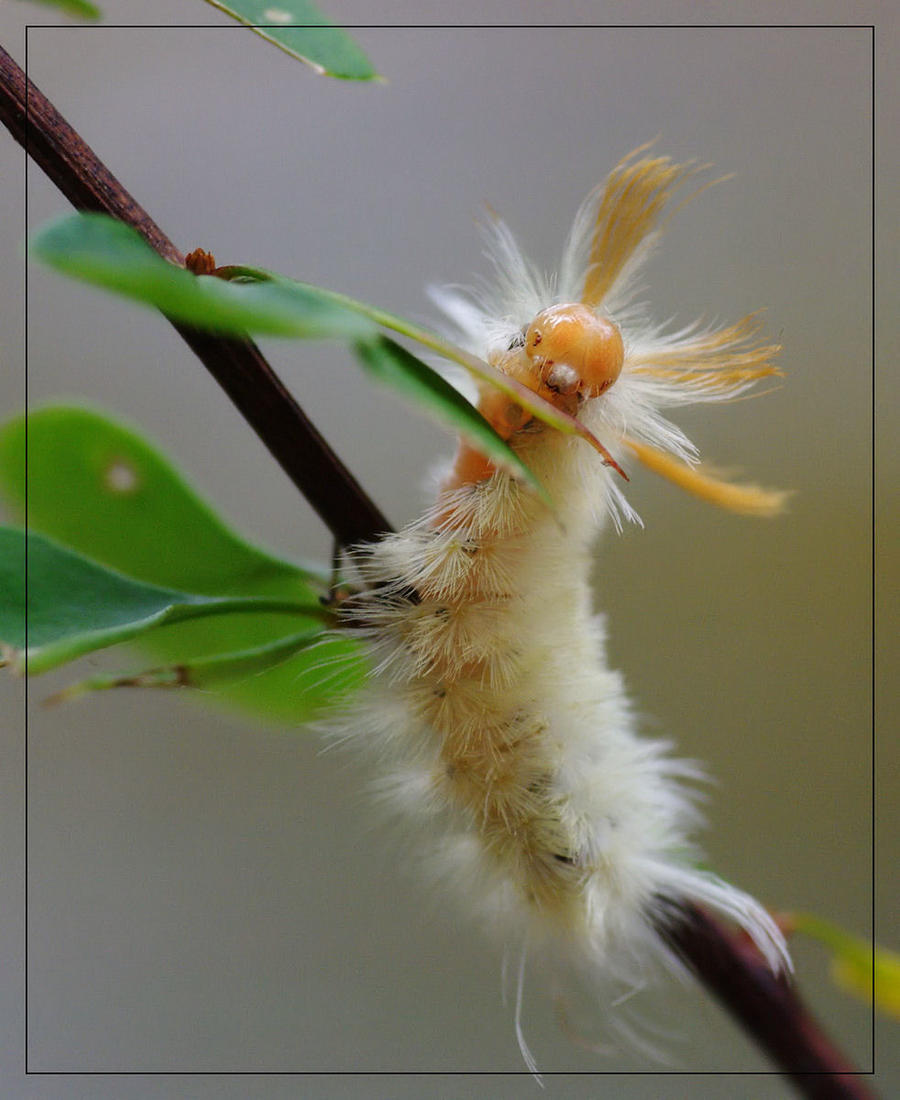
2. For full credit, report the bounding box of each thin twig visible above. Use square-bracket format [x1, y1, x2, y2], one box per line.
[0, 43, 389, 548]
[655, 902, 875, 1099]
[0, 42, 875, 1097]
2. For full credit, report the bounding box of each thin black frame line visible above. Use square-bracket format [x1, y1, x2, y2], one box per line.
[27, 23, 876, 30]
[869, 22, 877, 1080]
[19, 15, 875, 1082]
[23, 16, 29, 1084]
[22, 1069, 880, 1078]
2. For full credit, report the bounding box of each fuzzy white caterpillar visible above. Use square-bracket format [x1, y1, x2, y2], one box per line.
[330, 144, 792, 1070]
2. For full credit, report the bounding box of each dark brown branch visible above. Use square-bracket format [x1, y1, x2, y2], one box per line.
[0, 41, 874, 1097]
[656, 903, 875, 1099]
[0, 43, 389, 548]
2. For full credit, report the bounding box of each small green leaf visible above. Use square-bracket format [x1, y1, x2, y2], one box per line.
[46, 628, 325, 703]
[230, 267, 621, 466]
[0, 406, 364, 723]
[201, 0, 377, 80]
[15, 0, 101, 19]
[0, 405, 328, 594]
[31, 214, 376, 340]
[30, 214, 604, 469]
[0, 527, 324, 674]
[28, 221, 551, 499]
[790, 912, 900, 1020]
[31, 214, 617, 494]
[353, 335, 547, 500]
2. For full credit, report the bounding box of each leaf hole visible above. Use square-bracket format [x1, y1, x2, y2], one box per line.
[103, 459, 140, 494]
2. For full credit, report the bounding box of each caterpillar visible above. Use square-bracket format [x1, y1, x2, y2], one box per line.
[330, 143, 792, 1071]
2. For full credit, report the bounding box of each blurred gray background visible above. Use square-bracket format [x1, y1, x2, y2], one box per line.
[0, 2, 892, 1097]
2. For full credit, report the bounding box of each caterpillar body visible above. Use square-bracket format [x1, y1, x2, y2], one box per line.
[331, 144, 791, 1070]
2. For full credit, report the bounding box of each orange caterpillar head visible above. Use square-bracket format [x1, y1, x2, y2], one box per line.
[477, 304, 624, 442]
[524, 303, 624, 399]
[444, 304, 625, 492]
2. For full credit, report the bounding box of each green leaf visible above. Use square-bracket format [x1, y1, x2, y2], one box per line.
[226, 267, 621, 469]
[46, 628, 325, 703]
[201, 0, 377, 80]
[790, 912, 900, 1020]
[30, 214, 607, 473]
[31, 214, 376, 340]
[0, 405, 330, 593]
[29, 219, 551, 496]
[353, 335, 547, 500]
[15, 0, 101, 19]
[0, 527, 325, 674]
[0, 406, 364, 722]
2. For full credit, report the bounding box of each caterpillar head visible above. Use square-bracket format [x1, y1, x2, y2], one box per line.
[480, 304, 624, 441]
[524, 303, 624, 399]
